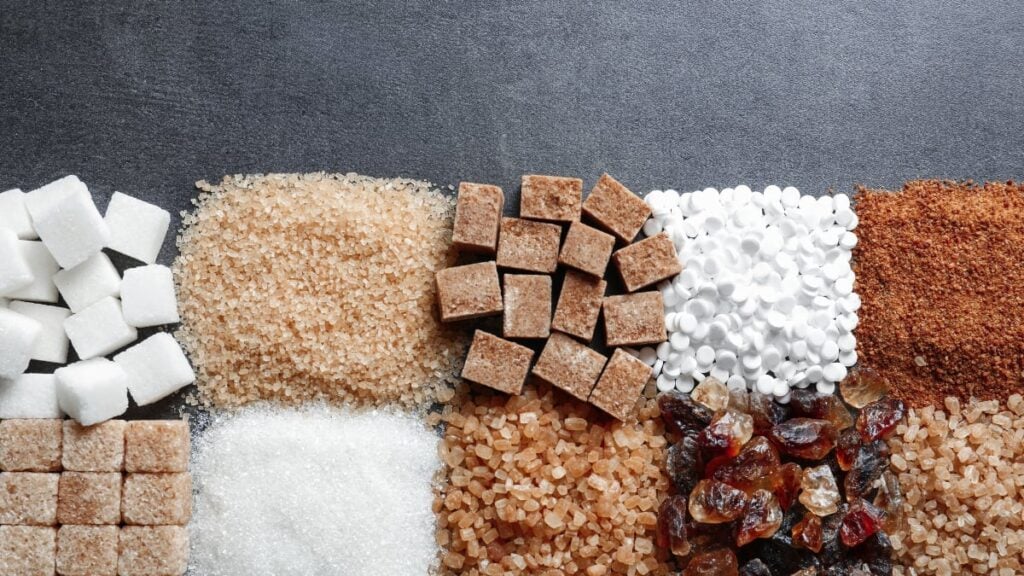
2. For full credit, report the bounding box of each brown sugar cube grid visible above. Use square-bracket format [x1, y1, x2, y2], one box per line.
[590, 349, 653, 421]
[0, 472, 58, 526]
[520, 175, 583, 223]
[0, 525, 56, 576]
[62, 421, 125, 473]
[124, 421, 190, 474]
[603, 292, 667, 347]
[57, 525, 118, 576]
[502, 274, 551, 339]
[0, 419, 63, 472]
[435, 261, 503, 323]
[532, 332, 608, 401]
[57, 472, 121, 525]
[558, 220, 616, 277]
[581, 173, 651, 242]
[495, 218, 561, 273]
[118, 526, 188, 576]
[612, 232, 682, 292]
[461, 331, 534, 395]
[452, 182, 504, 254]
[551, 270, 607, 342]
[122, 474, 192, 526]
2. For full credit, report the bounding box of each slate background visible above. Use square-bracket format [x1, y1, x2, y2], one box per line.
[1, 1, 1023, 420]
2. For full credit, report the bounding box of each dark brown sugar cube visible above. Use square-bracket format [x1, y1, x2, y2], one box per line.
[461, 331, 534, 395]
[57, 472, 122, 525]
[0, 526, 56, 576]
[502, 274, 552, 339]
[118, 526, 188, 576]
[435, 261, 503, 323]
[56, 525, 118, 576]
[551, 271, 607, 342]
[62, 420, 125, 473]
[520, 175, 583, 223]
[581, 173, 652, 242]
[0, 419, 62, 472]
[124, 421, 190, 474]
[122, 473, 192, 526]
[603, 291, 667, 347]
[612, 232, 682, 292]
[495, 218, 561, 273]
[532, 332, 608, 401]
[590, 349, 653, 421]
[558, 221, 616, 277]
[452, 182, 504, 254]
[0, 472, 58, 525]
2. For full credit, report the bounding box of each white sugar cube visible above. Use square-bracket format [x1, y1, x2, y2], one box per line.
[114, 333, 195, 406]
[0, 308, 42, 379]
[52, 252, 122, 313]
[8, 301, 71, 364]
[0, 229, 34, 296]
[29, 185, 110, 269]
[6, 241, 59, 303]
[24, 175, 88, 215]
[55, 358, 129, 425]
[104, 192, 170, 264]
[64, 297, 137, 360]
[0, 189, 36, 239]
[0, 374, 62, 419]
[0, 297, 8, 308]
[121, 265, 179, 327]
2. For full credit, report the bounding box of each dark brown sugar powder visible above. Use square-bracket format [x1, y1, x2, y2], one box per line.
[854, 180, 1024, 407]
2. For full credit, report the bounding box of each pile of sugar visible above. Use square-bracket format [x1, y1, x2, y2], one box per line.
[174, 173, 466, 408]
[190, 407, 441, 576]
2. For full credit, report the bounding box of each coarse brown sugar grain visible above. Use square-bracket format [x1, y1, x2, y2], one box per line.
[175, 173, 466, 409]
[890, 396, 1024, 576]
[855, 180, 1024, 407]
[435, 382, 673, 576]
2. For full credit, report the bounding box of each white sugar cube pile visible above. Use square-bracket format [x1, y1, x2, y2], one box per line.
[0, 175, 194, 424]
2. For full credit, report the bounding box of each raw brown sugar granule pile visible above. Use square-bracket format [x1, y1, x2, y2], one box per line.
[174, 173, 467, 409]
[854, 180, 1024, 407]
[889, 396, 1024, 576]
[433, 381, 674, 576]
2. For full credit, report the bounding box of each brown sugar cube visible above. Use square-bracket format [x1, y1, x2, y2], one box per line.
[531, 332, 608, 402]
[520, 175, 583, 222]
[603, 292, 667, 347]
[0, 526, 56, 576]
[612, 232, 682, 292]
[558, 221, 616, 277]
[502, 274, 552, 339]
[56, 525, 118, 576]
[435, 261, 503, 323]
[57, 472, 121, 525]
[0, 419, 62, 472]
[0, 472, 58, 525]
[452, 182, 504, 254]
[590, 349, 654, 421]
[461, 331, 534, 395]
[551, 270, 607, 342]
[124, 421, 190, 473]
[122, 474, 192, 526]
[495, 218, 561, 273]
[118, 526, 188, 576]
[581, 173, 652, 242]
[62, 420, 125, 473]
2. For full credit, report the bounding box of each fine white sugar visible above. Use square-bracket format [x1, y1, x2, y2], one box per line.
[0, 229, 34, 296]
[64, 296, 138, 360]
[0, 188, 36, 239]
[55, 357, 129, 425]
[53, 252, 122, 313]
[30, 185, 111, 269]
[121, 265, 179, 327]
[114, 333, 195, 406]
[191, 407, 440, 576]
[0, 308, 42, 380]
[643, 185, 859, 399]
[104, 191, 171, 264]
[0, 373, 62, 419]
[8, 301, 70, 364]
[6, 241, 59, 303]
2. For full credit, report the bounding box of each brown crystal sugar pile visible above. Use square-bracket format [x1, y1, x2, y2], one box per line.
[889, 396, 1024, 576]
[854, 180, 1024, 407]
[174, 173, 466, 408]
[433, 382, 674, 576]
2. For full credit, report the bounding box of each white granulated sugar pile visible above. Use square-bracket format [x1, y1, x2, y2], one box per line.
[640, 185, 859, 401]
[190, 407, 441, 576]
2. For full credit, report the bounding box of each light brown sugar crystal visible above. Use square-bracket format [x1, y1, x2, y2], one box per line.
[581, 173, 651, 242]
[612, 233, 681, 292]
[590, 349, 653, 421]
[502, 274, 551, 339]
[551, 270, 606, 342]
[496, 217, 562, 273]
[531, 332, 607, 401]
[461, 331, 534, 395]
[520, 174, 583, 223]
[603, 292, 667, 347]
[559, 220, 616, 277]
[436, 262, 504, 322]
[453, 182, 504, 254]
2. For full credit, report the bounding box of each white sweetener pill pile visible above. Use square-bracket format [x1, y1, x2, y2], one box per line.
[640, 185, 860, 401]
